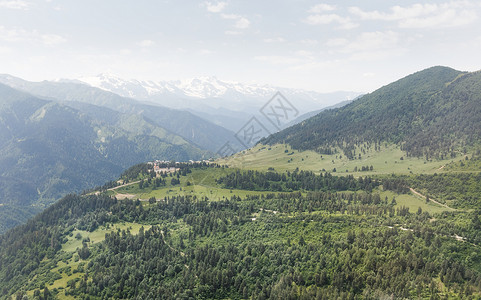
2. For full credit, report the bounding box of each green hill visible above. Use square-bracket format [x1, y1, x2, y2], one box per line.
[263, 66, 481, 159]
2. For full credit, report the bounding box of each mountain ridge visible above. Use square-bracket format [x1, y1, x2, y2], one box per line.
[262, 66, 480, 159]
[0, 83, 211, 232]
[0, 74, 241, 153]
[74, 73, 359, 104]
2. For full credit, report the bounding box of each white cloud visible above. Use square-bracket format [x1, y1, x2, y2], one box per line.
[119, 49, 132, 55]
[235, 17, 250, 29]
[305, 13, 358, 29]
[0, 0, 30, 9]
[220, 13, 238, 19]
[342, 31, 401, 53]
[199, 49, 214, 55]
[399, 9, 476, 28]
[41, 34, 66, 45]
[264, 37, 286, 43]
[326, 38, 348, 47]
[0, 46, 12, 54]
[0, 26, 66, 45]
[300, 39, 319, 45]
[138, 40, 155, 47]
[221, 13, 251, 29]
[204, 1, 227, 13]
[254, 50, 319, 67]
[309, 3, 336, 13]
[349, 2, 478, 29]
[295, 50, 314, 60]
[323, 31, 409, 62]
[323, 31, 408, 61]
[225, 30, 242, 35]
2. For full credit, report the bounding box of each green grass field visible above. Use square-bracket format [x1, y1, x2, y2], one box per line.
[378, 189, 449, 215]
[62, 222, 150, 252]
[112, 168, 273, 201]
[110, 163, 454, 216]
[218, 143, 466, 175]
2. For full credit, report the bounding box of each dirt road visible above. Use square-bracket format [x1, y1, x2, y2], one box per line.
[409, 187, 454, 210]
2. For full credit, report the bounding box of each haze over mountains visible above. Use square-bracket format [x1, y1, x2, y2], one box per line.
[72, 74, 361, 132]
[0, 82, 214, 232]
[0, 73, 356, 232]
[0, 74, 243, 153]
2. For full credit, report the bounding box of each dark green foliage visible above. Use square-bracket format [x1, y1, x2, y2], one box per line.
[2, 164, 481, 298]
[1, 171, 481, 298]
[445, 151, 481, 171]
[120, 163, 151, 181]
[16, 191, 477, 299]
[382, 177, 410, 194]
[409, 173, 481, 208]
[77, 243, 90, 260]
[0, 205, 42, 233]
[263, 66, 481, 159]
[217, 169, 378, 192]
[0, 193, 117, 296]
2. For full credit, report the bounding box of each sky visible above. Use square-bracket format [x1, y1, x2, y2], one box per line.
[1, 0, 481, 93]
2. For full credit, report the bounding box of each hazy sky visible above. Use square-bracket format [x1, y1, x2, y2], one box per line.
[1, 0, 481, 93]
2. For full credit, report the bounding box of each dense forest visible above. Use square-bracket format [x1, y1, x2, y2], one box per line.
[2, 164, 481, 299]
[217, 169, 378, 192]
[262, 67, 481, 159]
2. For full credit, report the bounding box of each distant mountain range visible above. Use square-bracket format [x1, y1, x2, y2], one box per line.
[0, 74, 242, 153]
[0, 73, 357, 232]
[263, 66, 481, 159]
[0, 82, 214, 232]
[69, 74, 361, 131]
[282, 99, 357, 129]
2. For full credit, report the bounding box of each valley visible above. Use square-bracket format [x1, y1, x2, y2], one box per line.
[2, 0, 481, 298]
[1, 66, 481, 299]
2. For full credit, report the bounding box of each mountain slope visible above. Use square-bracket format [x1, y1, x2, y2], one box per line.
[0, 83, 209, 232]
[0, 75, 241, 153]
[263, 66, 479, 159]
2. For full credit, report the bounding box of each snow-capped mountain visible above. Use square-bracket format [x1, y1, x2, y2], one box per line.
[77, 73, 295, 100]
[75, 73, 361, 113]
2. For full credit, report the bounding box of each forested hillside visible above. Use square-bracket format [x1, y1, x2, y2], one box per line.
[2, 164, 481, 299]
[0, 83, 210, 232]
[263, 66, 481, 159]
